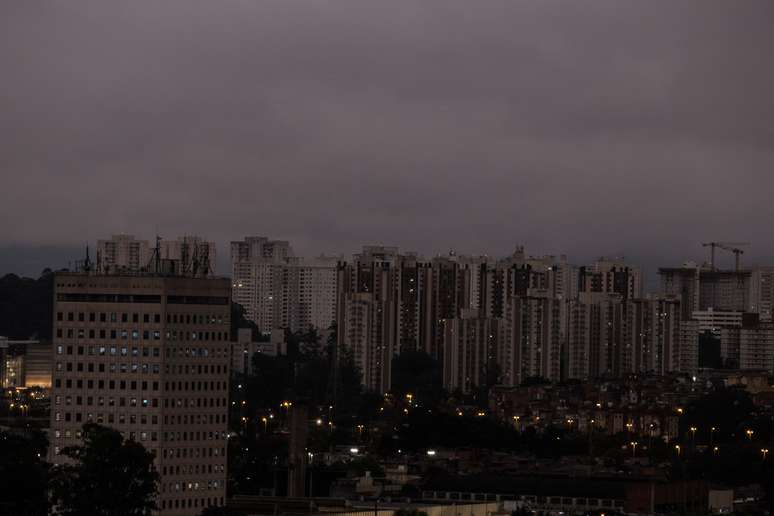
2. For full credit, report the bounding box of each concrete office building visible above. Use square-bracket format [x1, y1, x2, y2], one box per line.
[49, 271, 231, 515]
[0, 337, 52, 388]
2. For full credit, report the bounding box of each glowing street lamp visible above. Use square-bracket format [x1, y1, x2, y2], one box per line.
[261, 416, 268, 433]
[674, 444, 681, 457]
[762, 448, 769, 461]
[630, 441, 639, 458]
[746, 429, 754, 440]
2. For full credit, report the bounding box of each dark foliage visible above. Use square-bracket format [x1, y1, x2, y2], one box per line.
[391, 351, 444, 404]
[0, 429, 49, 516]
[49, 423, 159, 516]
[0, 271, 54, 340]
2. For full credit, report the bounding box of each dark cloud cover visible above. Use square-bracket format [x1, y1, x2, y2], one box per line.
[2, 1, 773, 279]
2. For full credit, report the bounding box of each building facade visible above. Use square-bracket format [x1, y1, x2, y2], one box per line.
[97, 234, 217, 275]
[49, 272, 231, 515]
[231, 237, 338, 333]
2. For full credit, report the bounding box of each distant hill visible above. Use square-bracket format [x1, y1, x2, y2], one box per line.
[0, 272, 54, 340]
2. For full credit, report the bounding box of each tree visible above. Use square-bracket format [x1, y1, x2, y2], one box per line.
[50, 423, 159, 516]
[0, 271, 54, 340]
[0, 429, 49, 516]
[390, 351, 443, 402]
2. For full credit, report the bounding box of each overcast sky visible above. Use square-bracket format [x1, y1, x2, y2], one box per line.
[2, 1, 773, 279]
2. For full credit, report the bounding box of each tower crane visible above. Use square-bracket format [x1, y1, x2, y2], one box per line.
[701, 242, 750, 271]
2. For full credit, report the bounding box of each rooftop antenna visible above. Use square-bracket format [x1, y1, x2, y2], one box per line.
[155, 235, 161, 274]
[83, 244, 93, 272]
[146, 235, 163, 274]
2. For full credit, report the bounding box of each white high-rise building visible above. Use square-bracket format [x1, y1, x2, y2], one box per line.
[97, 235, 151, 273]
[287, 256, 340, 332]
[441, 310, 500, 394]
[230, 237, 294, 332]
[579, 258, 643, 300]
[750, 266, 774, 322]
[738, 322, 774, 372]
[96, 234, 217, 275]
[160, 236, 217, 276]
[230, 237, 339, 333]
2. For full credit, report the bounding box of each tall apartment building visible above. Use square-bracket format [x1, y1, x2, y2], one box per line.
[97, 234, 217, 275]
[288, 256, 341, 332]
[750, 266, 774, 321]
[441, 310, 501, 394]
[502, 294, 567, 384]
[676, 321, 699, 376]
[159, 236, 217, 276]
[578, 258, 642, 300]
[737, 321, 774, 372]
[623, 296, 681, 376]
[49, 272, 230, 515]
[659, 263, 750, 319]
[231, 237, 338, 333]
[336, 246, 402, 392]
[336, 246, 499, 392]
[97, 234, 151, 273]
[566, 293, 624, 380]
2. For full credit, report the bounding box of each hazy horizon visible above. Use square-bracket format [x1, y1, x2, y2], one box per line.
[2, 1, 773, 280]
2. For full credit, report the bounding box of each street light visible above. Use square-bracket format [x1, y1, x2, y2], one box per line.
[261, 416, 268, 433]
[710, 426, 716, 447]
[674, 444, 681, 457]
[746, 429, 754, 440]
[762, 448, 769, 461]
[630, 441, 638, 458]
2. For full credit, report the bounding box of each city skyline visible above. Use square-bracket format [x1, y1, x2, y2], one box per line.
[3, 2, 774, 514]
[2, 233, 770, 292]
